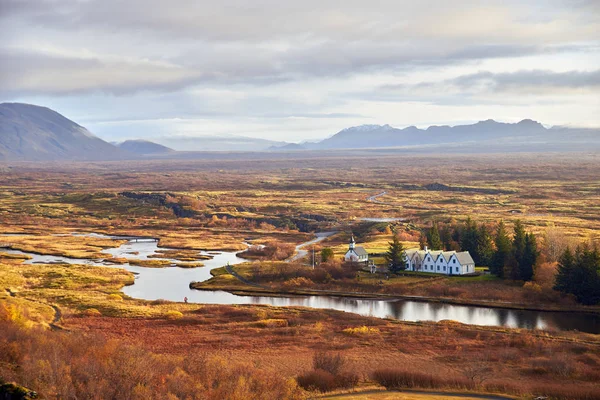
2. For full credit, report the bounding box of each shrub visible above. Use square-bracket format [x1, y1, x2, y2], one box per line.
[296, 369, 336, 392]
[83, 308, 101, 317]
[165, 310, 183, 320]
[256, 319, 288, 328]
[530, 383, 600, 400]
[282, 277, 314, 289]
[343, 326, 380, 335]
[296, 369, 358, 393]
[107, 294, 123, 301]
[372, 368, 473, 390]
[0, 319, 305, 399]
[313, 352, 345, 375]
[0, 304, 29, 327]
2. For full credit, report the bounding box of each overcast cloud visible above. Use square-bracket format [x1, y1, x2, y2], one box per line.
[1, 0, 599, 144]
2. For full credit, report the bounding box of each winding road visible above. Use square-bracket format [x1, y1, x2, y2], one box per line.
[286, 231, 337, 263]
[367, 191, 388, 204]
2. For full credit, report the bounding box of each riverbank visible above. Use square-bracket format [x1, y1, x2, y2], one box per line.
[191, 265, 600, 316]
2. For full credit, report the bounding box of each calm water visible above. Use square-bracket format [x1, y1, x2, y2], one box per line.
[2, 233, 599, 334]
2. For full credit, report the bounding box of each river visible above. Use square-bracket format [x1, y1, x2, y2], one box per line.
[2, 233, 599, 334]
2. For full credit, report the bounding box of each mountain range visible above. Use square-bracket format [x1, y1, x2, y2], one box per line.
[1, 102, 599, 161]
[270, 120, 600, 151]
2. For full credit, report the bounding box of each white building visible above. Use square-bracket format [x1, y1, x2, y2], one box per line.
[344, 236, 369, 263]
[403, 246, 475, 275]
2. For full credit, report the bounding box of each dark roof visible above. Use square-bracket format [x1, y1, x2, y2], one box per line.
[455, 251, 475, 265]
[353, 246, 368, 256]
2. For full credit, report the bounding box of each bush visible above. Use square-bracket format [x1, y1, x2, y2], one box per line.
[83, 308, 101, 317]
[0, 319, 305, 399]
[296, 369, 358, 393]
[296, 369, 336, 392]
[107, 294, 123, 301]
[313, 352, 345, 375]
[165, 310, 183, 320]
[530, 383, 600, 400]
[256, 319, 288, 328]
[296, 352, 358, 393]
[372, 368, 473, 390]
[282, 277, 314, 289]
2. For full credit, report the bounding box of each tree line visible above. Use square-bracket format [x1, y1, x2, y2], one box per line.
[554, 245, 600, 305]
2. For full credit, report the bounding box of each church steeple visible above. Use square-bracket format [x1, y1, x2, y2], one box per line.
[349, 235, 355, 250]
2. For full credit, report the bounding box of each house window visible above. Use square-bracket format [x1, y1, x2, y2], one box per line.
[452, 259, 456, 264]
[437, 266, 440, 271]
[443, 266, 446, 271]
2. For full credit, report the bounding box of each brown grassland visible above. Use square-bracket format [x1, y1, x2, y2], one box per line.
[1, 152, 600, 399]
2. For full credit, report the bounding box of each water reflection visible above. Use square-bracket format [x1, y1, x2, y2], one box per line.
[2, 234, 600, 334]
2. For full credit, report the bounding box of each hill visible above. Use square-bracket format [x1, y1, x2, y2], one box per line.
[117, 140, 174, 155]
[0, 103, 126, 161]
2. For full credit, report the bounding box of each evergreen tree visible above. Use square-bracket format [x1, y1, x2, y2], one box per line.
[554, 245, 600, 305]
[439, 224, 454, 251]
[386, 234, 406, 274]
[491, 220, 511, 278]
[519, 233, 538, 281]
[510, 220, 527, 280]
[554, 247, 575, 293]
[476, 224, 494, 267]
[512, 220, 526, 266]
[427, 223, 443, 250]
[460, 217, 479, 259]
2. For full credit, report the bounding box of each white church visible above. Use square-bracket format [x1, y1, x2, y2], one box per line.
[344, 236, 369, 263]
[403, 247, 475, 275]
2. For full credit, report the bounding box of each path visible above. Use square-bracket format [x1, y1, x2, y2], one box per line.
[286, 231, 337, 263]
[367, 191, 388, 204]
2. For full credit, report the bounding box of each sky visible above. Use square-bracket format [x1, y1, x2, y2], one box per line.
[1, 0, 599, 146]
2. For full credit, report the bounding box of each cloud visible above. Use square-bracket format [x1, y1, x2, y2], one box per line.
[1, 0, 599, 139]
[1, 0, 598, 96]
[451, 69, 600, 93]
[380, 69, 600, 98]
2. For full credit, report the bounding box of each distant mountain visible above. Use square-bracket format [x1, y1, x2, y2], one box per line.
[268, 143, 306, 151]
[154, 135, 289, 152]
[117, 139, 174, 155]
[313, 119, 600, 151]
[0, 103, 126, 161]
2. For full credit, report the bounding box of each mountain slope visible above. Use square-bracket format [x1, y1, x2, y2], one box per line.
[314, 119, 600, 151]
[0, 103, 126, 161]
[117, 139, 174, 155]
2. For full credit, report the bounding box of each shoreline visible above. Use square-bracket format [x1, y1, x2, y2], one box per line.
[190, 282, 600, 315]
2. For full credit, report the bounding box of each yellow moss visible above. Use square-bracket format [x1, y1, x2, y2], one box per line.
[165, 310, 184, 319]
[343, 325, 380, 335]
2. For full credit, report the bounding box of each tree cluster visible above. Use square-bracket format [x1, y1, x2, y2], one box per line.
[424, 219, 538, 281]
[554, 245, 600, 305]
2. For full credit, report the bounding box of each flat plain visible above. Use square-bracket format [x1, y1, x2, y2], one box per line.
[1, 152, 600, 399]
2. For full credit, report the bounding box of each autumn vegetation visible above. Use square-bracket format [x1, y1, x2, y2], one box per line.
[1, 153, 600, 398]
